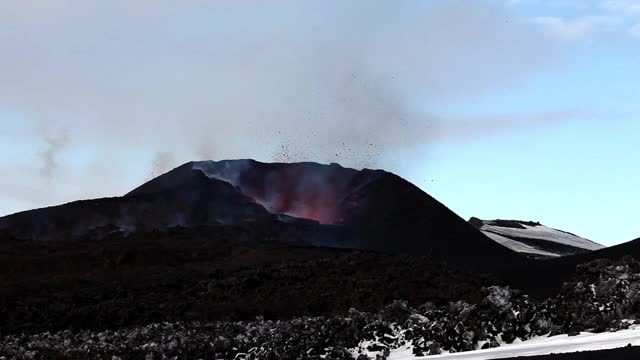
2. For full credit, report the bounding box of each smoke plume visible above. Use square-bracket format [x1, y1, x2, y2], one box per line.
[149, 151, 177, 179]
[0, 1, 558, 163]
[38, 128, 69, 181]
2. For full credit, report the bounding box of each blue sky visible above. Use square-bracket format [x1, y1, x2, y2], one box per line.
[0, 0, 639, 245]
[410, 0, 640, 244]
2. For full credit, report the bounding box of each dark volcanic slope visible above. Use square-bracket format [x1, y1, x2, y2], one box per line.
[0, 165, 277, 241]
[336, 170, 525, 268]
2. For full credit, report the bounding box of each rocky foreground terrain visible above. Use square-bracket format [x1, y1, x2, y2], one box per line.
[0, 229, 496, 336]
[3, 256, 640, 359]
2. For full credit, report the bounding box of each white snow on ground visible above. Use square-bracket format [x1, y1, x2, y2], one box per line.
[481, 222, 604, 251]
[483, 231, 560, 258]
[388, 325, 640, 359]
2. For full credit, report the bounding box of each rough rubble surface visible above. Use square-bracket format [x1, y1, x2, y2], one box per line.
[3, 257, 640, 360]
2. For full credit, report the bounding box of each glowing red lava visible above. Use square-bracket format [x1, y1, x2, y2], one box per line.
[195, 160, 382, 225]
[240, 171, 346, 224]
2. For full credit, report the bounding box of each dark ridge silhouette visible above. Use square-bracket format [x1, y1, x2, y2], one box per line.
[0, 166, 277, 241]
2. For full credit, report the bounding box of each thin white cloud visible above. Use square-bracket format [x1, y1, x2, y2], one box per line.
[600, 1, 640, 38]
[601, 0, 640, 16]
[531, 15, 620, 39]
[513, 0, 640, 40]
[431, 109, 593, 143]
[629, 23, 640, 36]
[508, 0, 596, 9]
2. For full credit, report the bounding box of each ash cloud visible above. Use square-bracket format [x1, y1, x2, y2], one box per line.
[0, 0, 567, 212]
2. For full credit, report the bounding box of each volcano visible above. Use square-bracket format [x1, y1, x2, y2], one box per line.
[0, 159, 524, 270]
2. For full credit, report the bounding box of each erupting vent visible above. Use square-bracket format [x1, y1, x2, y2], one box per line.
[193, 160, 382, 224]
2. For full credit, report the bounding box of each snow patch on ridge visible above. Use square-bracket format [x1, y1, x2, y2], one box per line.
[482, 222, 603, 251]
[483, 231, 561, 258]
[389, 324, 640, 359]
[472, 218, 605, 258]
